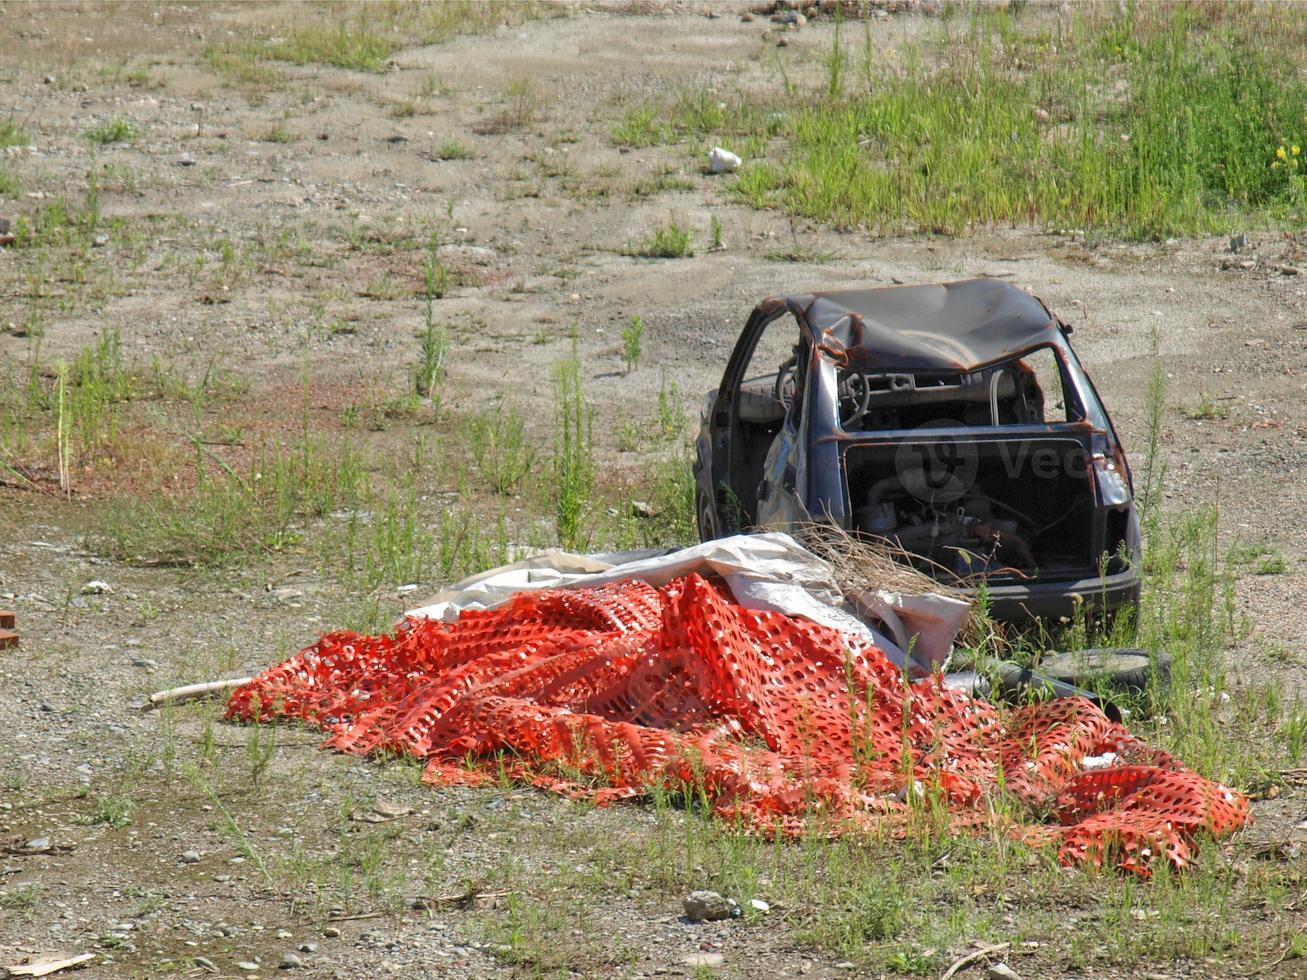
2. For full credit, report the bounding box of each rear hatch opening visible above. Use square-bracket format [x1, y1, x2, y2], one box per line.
[843, 438, 1098, 583]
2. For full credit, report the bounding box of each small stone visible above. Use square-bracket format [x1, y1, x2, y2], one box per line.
[39, 701, 55, 713]
[181, 850, 201, 864]
[323, 926, 341, 938]
[195, 956, 218, 974]
[298, 943, 317, 953]
[92, 233, 109, 247]
[835, 963, 856, 971]
[631, 500, 655, 519]
[236, 963, 259, 973]
[987, 964, 1021, 980]
[131, 658, 159, 670]
[44, 75, 56, 84]
[81, 580, 113, 594]
[276, 930, 292, 940]
[683, 953, 725, 968]
[177, 154, 196, 167]
[749, 898, 770, 913]
[24, 837, 51, 853]
[683, 890, 735, 922]
[777, 36, 789, 46]
[741, 12, 754, 21]
[280, 952, 302, 969]
[1279, 264, 1302, 276]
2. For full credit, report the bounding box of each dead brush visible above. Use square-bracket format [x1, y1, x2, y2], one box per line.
[793, 522, 1013, 656]
[793, 521, 955, 598]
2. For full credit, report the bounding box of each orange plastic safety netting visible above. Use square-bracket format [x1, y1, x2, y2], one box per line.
[227, 573, 1247, 875]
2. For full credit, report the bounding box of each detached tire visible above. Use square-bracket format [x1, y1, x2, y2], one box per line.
[1035, 647, 1171, 696]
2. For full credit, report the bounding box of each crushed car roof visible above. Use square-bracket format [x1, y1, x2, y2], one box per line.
[782, 278, 1061, 373]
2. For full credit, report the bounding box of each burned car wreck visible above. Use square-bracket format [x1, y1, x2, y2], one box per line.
[693, 279, 1141, 623]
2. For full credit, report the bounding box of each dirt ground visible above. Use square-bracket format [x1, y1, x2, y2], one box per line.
[1, 3, 1305, 979]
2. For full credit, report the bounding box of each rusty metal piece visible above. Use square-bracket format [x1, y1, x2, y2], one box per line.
[0, 610, 17, 649]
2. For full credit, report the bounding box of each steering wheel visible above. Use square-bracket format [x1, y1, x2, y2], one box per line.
[772, 354, 798, 410]
[838, 370, 873, 428]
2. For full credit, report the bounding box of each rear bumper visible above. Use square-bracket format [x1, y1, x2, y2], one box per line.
[975, 567, 1141, 623]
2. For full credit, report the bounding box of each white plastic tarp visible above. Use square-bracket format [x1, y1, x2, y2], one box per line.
[405, 532, 971, 673]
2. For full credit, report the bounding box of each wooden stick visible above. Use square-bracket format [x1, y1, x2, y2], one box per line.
[1241, 928, 1306, 977]
[146, 677, 252, 708]
[6, 952, 96, 977]
[326, 910, 384, 923]
[940, 942, 1011, 980]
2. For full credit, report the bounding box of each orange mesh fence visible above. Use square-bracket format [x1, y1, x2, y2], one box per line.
[227, 573, 1248, 874]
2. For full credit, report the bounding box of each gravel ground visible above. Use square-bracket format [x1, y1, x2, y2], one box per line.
[1, 4, 1305, 978]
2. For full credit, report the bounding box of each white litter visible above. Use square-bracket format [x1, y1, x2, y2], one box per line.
[1082, 751, 1118, 771]
[708, 146, 742, 174]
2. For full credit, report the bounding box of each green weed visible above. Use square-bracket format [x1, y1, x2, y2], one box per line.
[245, 717, 277, 792]
[0, 114, 28, 147]
[621, 315, 643, 373]
[80, 794, 135, 829]
[0, 886, 37, 911]
[1182, 390, 1231, 421]
[477, 79, 543, 135]
[414, 239, 449, 400]
[203, 41, 286, 89]
[97, 435, 367, 566]
[436, 139, 474, 160]
[467, 399, 536, 494]
[627, 218, 694, 258]
[84, 117, 138, 145]
[551, 350, 594, 551]
[268, 22, 396, 73]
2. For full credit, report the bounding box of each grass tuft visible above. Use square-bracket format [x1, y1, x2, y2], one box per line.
[85, 118, 138, 145]
[627, 218, 694, 259]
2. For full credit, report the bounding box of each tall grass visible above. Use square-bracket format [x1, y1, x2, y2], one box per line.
[650, 6, 1307, 238]
[551, 352, 594, 552]
[99, 436, 369, 564]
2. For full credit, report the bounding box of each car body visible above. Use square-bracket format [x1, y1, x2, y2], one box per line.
[693, 279, 1141, 624]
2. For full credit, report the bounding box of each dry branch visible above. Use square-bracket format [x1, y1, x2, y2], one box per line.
[146, 677, 252, 708]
